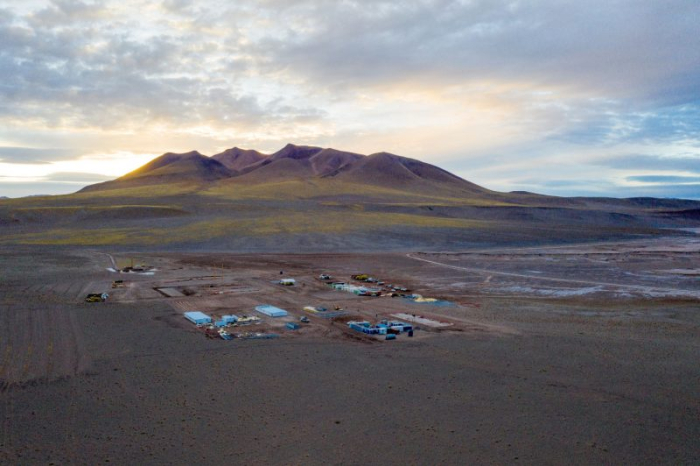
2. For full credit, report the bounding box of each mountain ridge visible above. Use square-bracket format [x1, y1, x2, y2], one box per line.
[2, 142, 699, 251]
[78, 143, 484, 195]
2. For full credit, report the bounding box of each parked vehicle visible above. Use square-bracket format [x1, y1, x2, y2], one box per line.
[84, 292, 108, 303]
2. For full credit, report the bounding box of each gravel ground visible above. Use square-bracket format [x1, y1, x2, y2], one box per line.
[0, 242, 698, 465]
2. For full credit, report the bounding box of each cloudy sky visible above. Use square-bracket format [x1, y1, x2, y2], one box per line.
[1, 0, 699, 198]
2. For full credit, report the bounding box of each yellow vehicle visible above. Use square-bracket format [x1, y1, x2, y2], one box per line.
[85, 293, 108, 303]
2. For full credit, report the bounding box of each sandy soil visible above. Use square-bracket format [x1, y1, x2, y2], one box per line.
[0, 237, 698, 464]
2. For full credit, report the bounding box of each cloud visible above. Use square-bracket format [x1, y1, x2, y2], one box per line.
[0, 1, 698, 198]
[0, 181, 86, 198]
[28, 0, 109, 27]
[0, 2, 323, 135]
[617, 184, 700, 200]
[43, 171, 113, 182]
[248, 1, 700, 103]
[509, 178, 700, 200]
[160, 0, 195, 14]
[598, 154, 700, 174]
[626, 175, 700, 184]
[0, 147, 81, 163]
[549, 103, 700, 147]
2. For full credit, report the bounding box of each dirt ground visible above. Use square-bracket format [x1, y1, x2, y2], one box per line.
[0, 235, 699, 464]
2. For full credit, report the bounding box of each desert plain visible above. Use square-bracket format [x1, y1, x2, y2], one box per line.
[1, 231, 698, 464]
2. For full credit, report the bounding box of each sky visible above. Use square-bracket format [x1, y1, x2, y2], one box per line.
[0, 0, 699, 198]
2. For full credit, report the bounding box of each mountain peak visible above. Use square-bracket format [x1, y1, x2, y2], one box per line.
[367, 151, 401, 161]
[270, 143, 323, 161]
[168, 150, 202, 157]
[212, 147, 267, 172]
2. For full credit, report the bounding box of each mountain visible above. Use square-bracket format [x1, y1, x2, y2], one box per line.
[78, 143, 487, 194]
[2, 142, 698, 252]
[79, 151, 232, 193]
[211, 147, 266, 173]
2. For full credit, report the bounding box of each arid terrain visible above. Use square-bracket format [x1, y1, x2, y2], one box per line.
[3, 0, 699, 460]
[1, 146, 699, 463]
[1, 232, 698, 464]
[2, 144, 699, 252]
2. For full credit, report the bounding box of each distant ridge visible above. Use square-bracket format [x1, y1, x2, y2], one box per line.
[79, 143, 488, 195]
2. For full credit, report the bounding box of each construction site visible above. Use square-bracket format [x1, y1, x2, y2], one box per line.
[100, 256, 471, 344]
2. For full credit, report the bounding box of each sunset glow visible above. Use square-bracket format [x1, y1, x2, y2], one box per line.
[0, 1, 698, 198]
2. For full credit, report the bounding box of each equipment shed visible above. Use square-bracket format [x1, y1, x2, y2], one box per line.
[255, 305, 288, 317]
[184, 311, 213, 325]
[222, 315, 238, 324]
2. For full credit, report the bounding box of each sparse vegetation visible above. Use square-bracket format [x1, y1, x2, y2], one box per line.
[1, 213, 494, 246]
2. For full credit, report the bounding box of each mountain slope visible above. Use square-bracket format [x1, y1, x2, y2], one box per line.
[330, 152, 488, 194]
[310, 148, 364, 176]
[79, 151, 232, 193]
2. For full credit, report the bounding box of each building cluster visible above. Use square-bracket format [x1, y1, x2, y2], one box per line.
[318, 273, 413, 298]
[173, 269, 443, 343]
[182, 302, 297, 340]
[347, 320, 414, 340]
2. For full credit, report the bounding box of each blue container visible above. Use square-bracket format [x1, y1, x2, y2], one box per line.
[286, 322, 300, 330]
[385, 334, 397, 340]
